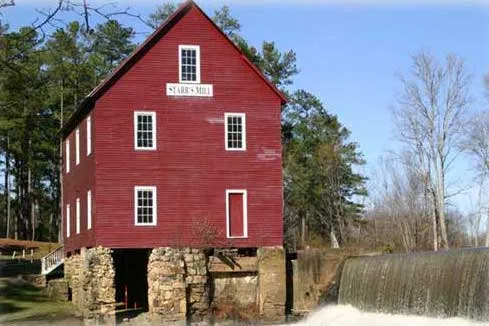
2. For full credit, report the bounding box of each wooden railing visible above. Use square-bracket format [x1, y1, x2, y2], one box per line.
[41, 246, 64, 275]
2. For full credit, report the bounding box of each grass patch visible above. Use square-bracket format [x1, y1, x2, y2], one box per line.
[0, 239, 61, 260]
[0, 278, 76, 324]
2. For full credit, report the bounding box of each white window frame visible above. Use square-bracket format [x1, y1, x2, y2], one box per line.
[87, 116, 92, 156]
[76, 197, 80, 234]
[225, 189, 248, 239]
[225, 113, 247, 151]
[75, 128, 80, 165]
[134, 186, 157, 226]
[65, 140, 70, 173]
[66, 204, 70, 238]
[178, 45, 201, 84]
[134, 111, 157, 151]
[87, 190, 92, 230]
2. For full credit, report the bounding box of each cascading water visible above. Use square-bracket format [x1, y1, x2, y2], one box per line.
[295, 305, 489, 326]
[337, 248, 489, 320]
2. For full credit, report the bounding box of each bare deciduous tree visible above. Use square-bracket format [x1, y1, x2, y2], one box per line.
[393, 52, 471, 250]
[463, 74, 489, 246]
[367, 154, 432, 252]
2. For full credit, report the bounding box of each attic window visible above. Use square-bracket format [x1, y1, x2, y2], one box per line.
[179, 45, 200, 83]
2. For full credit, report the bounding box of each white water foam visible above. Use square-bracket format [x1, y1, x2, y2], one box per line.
[295, 305, 489, 326]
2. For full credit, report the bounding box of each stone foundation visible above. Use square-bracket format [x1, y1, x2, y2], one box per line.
[46, 278, 69, 301]
[64, 246, 286, 324]
[64, 247, 116, 325]
[257, 247, 286, 321]
[147, 247, 209, 324]
[147, 248, 187, 323]
[183, 248, 209, 322]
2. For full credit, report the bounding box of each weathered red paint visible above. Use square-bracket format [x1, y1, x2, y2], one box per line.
[62, 2, 284, 254]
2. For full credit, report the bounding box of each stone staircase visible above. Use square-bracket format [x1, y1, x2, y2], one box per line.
[41, 246, 64, 275]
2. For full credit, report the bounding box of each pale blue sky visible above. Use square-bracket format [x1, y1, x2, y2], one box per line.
[3, 1, 489, 212]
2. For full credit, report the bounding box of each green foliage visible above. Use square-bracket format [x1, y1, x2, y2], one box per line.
[283, 90, 367, 248]
[0, 17, 137, 241]
[213, 5, 241, 38]
[86, 20, 136, 83]
[147, 2, 178, 29]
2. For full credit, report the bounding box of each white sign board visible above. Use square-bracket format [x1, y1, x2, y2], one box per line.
[166, 83, 213, 97]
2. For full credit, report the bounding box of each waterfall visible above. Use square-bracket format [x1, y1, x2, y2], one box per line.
[338, 248, 489, 320]
[295, 305, 488, 326]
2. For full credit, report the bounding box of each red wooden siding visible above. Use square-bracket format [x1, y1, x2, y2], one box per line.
[229, 193, 245, 238]
[62, 3, 283, 253]
[63, 116, 96, 254]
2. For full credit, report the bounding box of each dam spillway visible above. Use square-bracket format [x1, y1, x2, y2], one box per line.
[338, 248, 489, 320]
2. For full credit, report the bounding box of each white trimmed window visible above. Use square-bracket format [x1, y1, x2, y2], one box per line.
[134, 112, 156, 150]
[76, 197, 80, 234]
[135, 186, 157, 226]
[87, 116, 92, 156]
[226, 189, 248, 239]
[179, 45, 200, 83]
[65, 140, 70, 173]
[66, 204, 70, 238]
[87, 190, 92, 230]
[225, 113, 246, 151]
[75, 128, 80, 165]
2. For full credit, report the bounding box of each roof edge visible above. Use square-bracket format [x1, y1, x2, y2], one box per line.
[60, 0, 287, 139]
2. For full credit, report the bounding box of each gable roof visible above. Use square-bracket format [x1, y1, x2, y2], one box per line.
[61, 0, 287, 139]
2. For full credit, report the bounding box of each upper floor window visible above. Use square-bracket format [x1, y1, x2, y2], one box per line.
[87, 116, 92, 156]
[134, 186, 157, 226]
[66, 204, 70, 238]
[179, 45, 200, 84]
[65, 140, 70, 173]
[225, 113, 246, 151]
[75, 128, 80, 166]
[76, 197, 81, 234]
[134, 112, 156, 150]
[87, 190, 92, 230]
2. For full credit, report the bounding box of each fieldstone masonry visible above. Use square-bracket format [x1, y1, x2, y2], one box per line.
[65, 246, 285, 324]
[183, 248, 209, 322]
[64, 247, 116, 325]
[147, 247, 209, 324]
[147, 248, 187, 323]
[258, 247, 286, 321]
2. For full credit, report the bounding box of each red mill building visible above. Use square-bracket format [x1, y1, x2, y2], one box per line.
[41, 1, 286, 323]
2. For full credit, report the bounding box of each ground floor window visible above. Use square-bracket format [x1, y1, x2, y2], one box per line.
[134, 186, 157, 226]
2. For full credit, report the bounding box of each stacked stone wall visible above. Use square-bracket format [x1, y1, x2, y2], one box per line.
[64, 247, 116, 325]
[147, 247, 209, 324]
[147, 248, 187, 323]
[65, 246, 286, 324]
[183, 248, 209, 322]
[257, 247, 286, 321]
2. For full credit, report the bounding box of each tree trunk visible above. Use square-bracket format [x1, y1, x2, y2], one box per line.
[330, 228, 340, 249]
[437, 161, 449, 249]
[59, 82, 64, 243]
[28, 159, 35, 241]
[4, 135, 11, 238]
[430, 189, 438, 251]
[14, 174, 19, 240]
